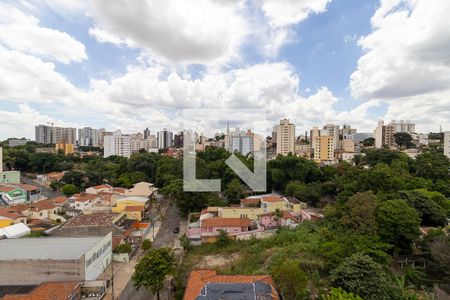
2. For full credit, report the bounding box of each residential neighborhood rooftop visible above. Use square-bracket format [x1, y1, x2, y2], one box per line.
[184, 270, 279, 300]
[0, 236, 104, 260]
[62, 213, 119, 227]
[201, 218, 251, 228]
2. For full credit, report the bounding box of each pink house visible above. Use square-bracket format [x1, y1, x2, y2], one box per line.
[259, 211, 298, 228]
[201, 218, 251, 237]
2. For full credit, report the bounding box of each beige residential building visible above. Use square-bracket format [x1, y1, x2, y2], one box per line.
[341, 139, 355, 153]
[313, 136, 335, 162]
[374, 120, 395, 148]
[275, 119, 295, 156]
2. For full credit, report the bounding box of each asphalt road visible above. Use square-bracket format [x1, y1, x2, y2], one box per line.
[118, 203, 180, 300]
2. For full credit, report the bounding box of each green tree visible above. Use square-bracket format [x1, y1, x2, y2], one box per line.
[61, 184, 78, 196]
[377, 200, 420, 254]
[399, 189, 448, 226]
[114, 243, 132, 254]
[141, 239, 152, 251]
[224, 178, 247, 204]
[362, 137, 375, 147]
[330, 253, 401, 300]
[271, 259, 308, 300]
[320, 288, 363, 300]
[132, 248, 175, 300]
[179, 233, 191, 250]
[216, 230, 231, 247]
[414, 152, 450, 181]
[340, 191, 379, 235]
[394, 132, 413, 149]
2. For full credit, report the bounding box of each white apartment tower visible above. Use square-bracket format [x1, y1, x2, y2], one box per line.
[78, 127, 100, 147]
[444, 131, 450, 159]
[275, 119, 295, 156]
[103, 130, 131, 158]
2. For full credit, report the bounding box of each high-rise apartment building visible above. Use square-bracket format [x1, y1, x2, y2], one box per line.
[275, 119, 295, 156]
[35, 125, 76, 145]
[98, 129, 112, 147]
[35, 125, 52, 144]
[228, 129, 255, 155]
[78, 127, 100, 147]
[174, 132, 184, 148]
[321, 124, 340, 149]
[374, 120, 398, 148]
[103, 130, 131, 158]
[313, 136, 335, 162]
[144, 128, 151, 140]
[444, 131, 450, 159]
[310, 126, 320, 150]
[389, 120, 415, 134]
[157, 129, 173, 149]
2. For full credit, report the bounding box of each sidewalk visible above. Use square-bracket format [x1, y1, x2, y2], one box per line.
[99, 205, 169, 299]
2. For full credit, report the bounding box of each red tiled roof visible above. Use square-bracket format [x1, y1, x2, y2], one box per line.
[63, 213, 119, 227]
[48, 196, 68, 204]
[0, 185, 17, 192]
[201, 218, 251, 228]
[92, 184, 111, 190]
[183, 270, 279, 300]
[261, 195, 284, 203]
[29, 200, 56, 212]
[240, 198, 261, 206]
[2, 281, 80, 300]
[47, 172, 64, 181]
[0, 208, 26, 220]
[10, 184, 38, 192]
[124, 206, 145, 212]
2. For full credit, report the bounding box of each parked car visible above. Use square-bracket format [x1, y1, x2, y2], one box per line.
[173, 227, 180, 234]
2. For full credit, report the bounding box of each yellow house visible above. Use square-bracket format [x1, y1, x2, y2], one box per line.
[112, 196, 149, 214]
[0, 216, 13, 228]
[123, 206, 145, 221]
[260, 195, 292, 213]
[218, 207, 263, 220]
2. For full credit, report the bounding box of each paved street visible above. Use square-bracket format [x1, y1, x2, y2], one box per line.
[116, 202, 180, 300]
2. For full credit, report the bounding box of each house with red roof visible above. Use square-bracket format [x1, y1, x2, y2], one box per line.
[184, 270, 280, 300]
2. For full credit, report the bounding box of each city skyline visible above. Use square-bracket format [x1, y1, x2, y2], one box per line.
[1, 0, 449, 140]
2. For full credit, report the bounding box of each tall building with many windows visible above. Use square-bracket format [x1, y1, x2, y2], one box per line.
[321, 124, 340, 149]
[157, 129, 173, 149]
[35, 125, 76, 145]
[374, 120, 397, 148]
[444, 131, 450, 159]
[313, 136, 335, 162]
[78, 127, 100, 147]
[389, 120, 415, 134]
[103, 130, 131, 158]
[229, 129, 255, 155]
[275, 119, 295, 156]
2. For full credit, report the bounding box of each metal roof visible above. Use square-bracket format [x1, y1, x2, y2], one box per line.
[0, 236, 104, 260]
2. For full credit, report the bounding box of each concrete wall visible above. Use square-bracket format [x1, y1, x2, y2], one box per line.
[84, 232, 112, 280]
[0, 258, 85, 285]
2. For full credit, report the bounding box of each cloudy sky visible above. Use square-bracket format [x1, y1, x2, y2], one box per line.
[0, 0, 449, 139]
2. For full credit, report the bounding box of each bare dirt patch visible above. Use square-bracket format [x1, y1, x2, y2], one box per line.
[196, 252, 240, 268]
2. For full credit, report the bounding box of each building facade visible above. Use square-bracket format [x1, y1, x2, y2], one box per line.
[275, 119, 295, 156]
[78, 127, 100, 147]
[444, 131, 450, 159]
[103, 130, 131, 158]
[158, 129, 173, 149]
[313, 136, 335, 162]
[35, 125, 77, 145]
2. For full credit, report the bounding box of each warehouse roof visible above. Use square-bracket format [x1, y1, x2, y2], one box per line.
[0, 236, 104, 260]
